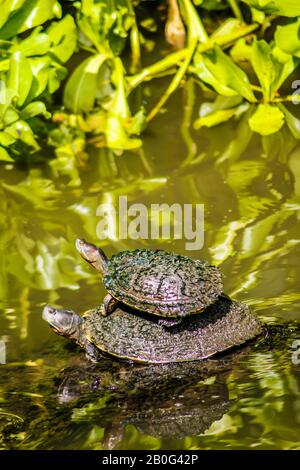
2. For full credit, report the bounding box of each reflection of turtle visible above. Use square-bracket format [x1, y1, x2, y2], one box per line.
[42, 297, 262, 363]
[75, 239, 223, 319]
[55, 357, 239, 449]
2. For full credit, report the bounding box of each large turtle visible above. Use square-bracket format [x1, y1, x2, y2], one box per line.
[42, 297, 262, 364]
[75, 239, 223, 320]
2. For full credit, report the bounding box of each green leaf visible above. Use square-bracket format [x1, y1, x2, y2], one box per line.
[243, 0, 300, 17]
[105, 115, 141, 150]
[0, 0, 61, 40]
[5, 120, 39, 149]
[48, 65, 67, 94]
[248, 104, 285, 135]
[194, 106, 246, 129]
[2, 108, 20, 127]
[47, 15, 77, 63]
[0, 131, 16, 146]
[0, 145, 14, 161]
[128, 107, 147, 134]
[250, 7, 265, 23]
[0, 84, 18, 120]
[251, 40, 275, 101]
[251, 40, 295, 100]
[109, 57, 130, 119]
[211, 19, 244, 40]
[7, 52, 33, 107]
[77, 16, 102, 52]
[230, 38, 252, 63]
[194, 46, 256, 102]
[0, 0, 26, 29]
[271, 47, 299, 92]
[64, 54, 108, 113]
[275, 20, 300, 58]
[26, 57, 51, 101]
[279, 105, 300, 139]
[11, 28, 50, 56]
[20, 101, 51, 120]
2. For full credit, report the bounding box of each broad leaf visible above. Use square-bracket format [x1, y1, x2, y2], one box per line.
[64, 54, 108, 113]
[279, 105, 300, 139]
[20, 101, 51, 120]
[11, 29, 50, 56]
[248, 104, 285, 135]
[0, 0, 27, 29]
[0, 0, 61, 40]
[194, 46, 256, 102]
[251, 40, 296, 100]
[7, 52, 33, 107]
[5, 120, 39, 149]
[47, 15, 77, 63]
[26, 57, 51, 101]
[105, 115, 141, 150]
[243, 0, 300, 17]
[275, 20, 300, 58]
[194, 104, 248, 129]
[0, 145, 14, 161]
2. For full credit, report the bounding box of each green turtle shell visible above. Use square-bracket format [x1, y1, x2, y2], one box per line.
[82, 298, 262, 364]
[103, 249, 223, 317]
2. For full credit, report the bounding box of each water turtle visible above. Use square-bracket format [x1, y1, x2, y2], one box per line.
[75, 239, 223, 321]
[42, 297, 262, 364]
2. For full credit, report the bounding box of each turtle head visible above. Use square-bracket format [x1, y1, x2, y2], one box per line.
[76, 238, 108, 274]
[43, 306, 101, 362]
[42, 305, 84, 345]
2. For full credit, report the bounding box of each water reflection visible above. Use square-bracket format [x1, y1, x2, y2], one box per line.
[0, 79, 300, 449]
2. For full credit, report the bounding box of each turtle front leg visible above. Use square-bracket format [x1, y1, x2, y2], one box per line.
[85, 341, 101, 362]
[103, 294, 119, 316]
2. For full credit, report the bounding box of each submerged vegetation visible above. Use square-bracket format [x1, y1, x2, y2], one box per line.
[0, 0, 300, 162]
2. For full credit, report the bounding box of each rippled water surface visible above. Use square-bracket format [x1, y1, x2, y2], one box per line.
[1, 79, 300, 449]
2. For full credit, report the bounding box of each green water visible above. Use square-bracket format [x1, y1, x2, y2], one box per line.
[1, 79, 300, 450]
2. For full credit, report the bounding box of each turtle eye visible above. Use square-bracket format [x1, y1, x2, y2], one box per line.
[48, 307, 56, 315]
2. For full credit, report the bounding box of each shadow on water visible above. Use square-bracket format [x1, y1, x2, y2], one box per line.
[1, 70, 300, 448]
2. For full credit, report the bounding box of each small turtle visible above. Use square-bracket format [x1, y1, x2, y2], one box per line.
[42, 297, 262, 364]
[75, 239, 223, 322]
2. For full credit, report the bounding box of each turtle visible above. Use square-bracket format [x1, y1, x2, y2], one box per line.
[75, 239, 224, 323]
[42, 296, 262, 364]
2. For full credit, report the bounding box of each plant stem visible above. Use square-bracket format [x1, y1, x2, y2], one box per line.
[127, 49, 187, 90]
[128, 22, 258, 92]
[273, 95, 300, 103]
[130, 23, 141, 73]
[147, 40, 197, 122]
[127, 0, 141, 73]
[180, 78, 197, 167]
[251, 84, 263, 93]
[227, 0, 243, 20]
[180, 0, 208, 44]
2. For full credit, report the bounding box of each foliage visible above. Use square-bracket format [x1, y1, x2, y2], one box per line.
[0, 0, 300, 162]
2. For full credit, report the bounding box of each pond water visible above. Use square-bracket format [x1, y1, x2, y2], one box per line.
[1, 77, 300, 450]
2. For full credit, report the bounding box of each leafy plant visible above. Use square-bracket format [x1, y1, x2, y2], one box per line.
[0, 0, 300, 161]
